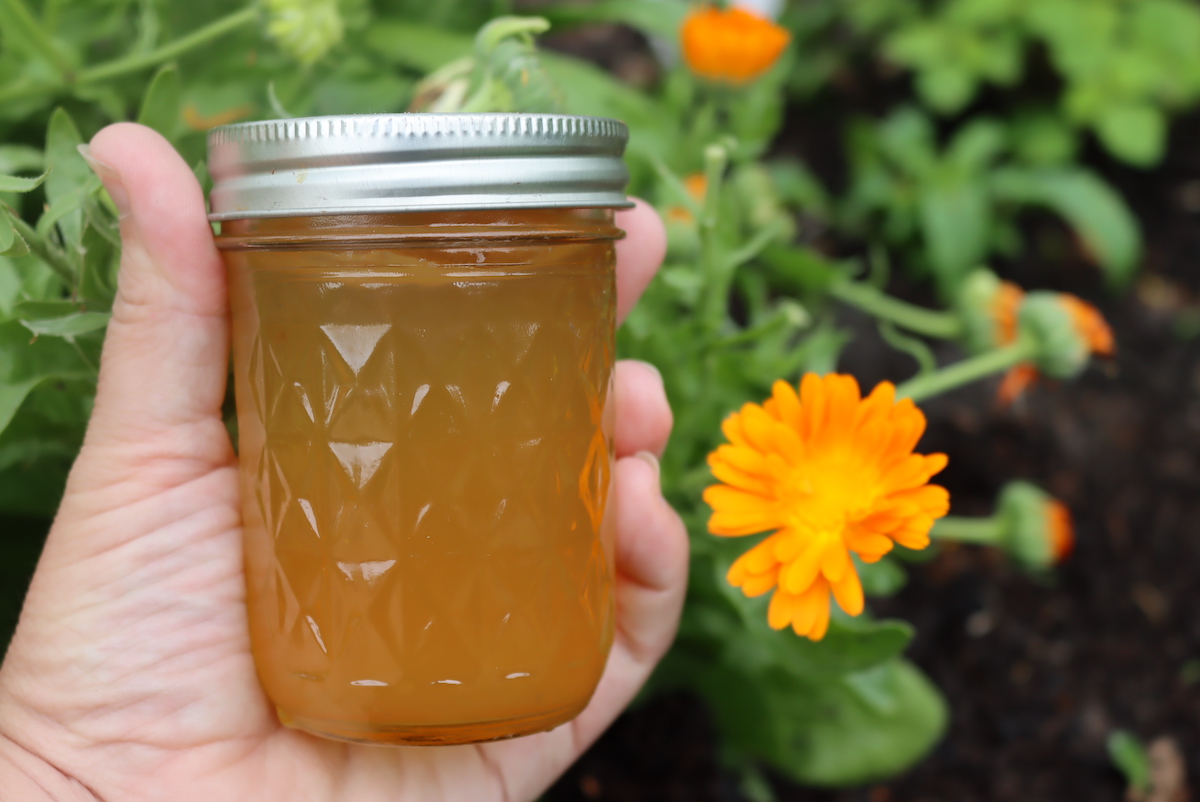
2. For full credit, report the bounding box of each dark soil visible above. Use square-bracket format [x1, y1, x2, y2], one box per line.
[546, 41, 1200, 802]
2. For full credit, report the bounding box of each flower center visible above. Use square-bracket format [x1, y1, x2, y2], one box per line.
[782, 449, 879, 536]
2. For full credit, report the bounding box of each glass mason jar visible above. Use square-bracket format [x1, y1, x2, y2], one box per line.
[207, 114, 631, 745]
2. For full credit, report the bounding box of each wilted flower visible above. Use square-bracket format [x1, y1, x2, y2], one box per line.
[264, 0, 344, 66]
[705, 373, 949, 640]
[999, 291, 1115, 402]
[954, 269, 1024, 353]
[681, 6, 791, 85]
[956, 271, 1114, 402]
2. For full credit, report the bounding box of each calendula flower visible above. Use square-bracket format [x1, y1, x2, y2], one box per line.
[705, 373, 950, 640]
[681, 6, 791, 84]
[264, 0, 344, 65]
[999, 291, 1115, 403]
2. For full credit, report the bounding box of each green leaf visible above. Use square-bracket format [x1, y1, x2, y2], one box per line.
[0, 170, 48, 193]
[0, 256, 20, 315]
[0, 146, 43, 176]
[767, 159, 830, 217]
[782, 660, 947, 786]
[856, 555, 908, 596]
[991, 167, 1141, 285]
[876, 108, 937, 178]
[0, 381, 91, 518]
[16, 300, 110, 342]
[695, 657, 947, 787]
[540, 0, 689, 40]
[772, 617, 914, 676]
[0, 213, 14, 254]
[917, 65, 976, 114]
[760, 245, 841, 294]
[364, 20, 471, 72]
[919, 177, 990, 292]
[1107, 730, 1151, 794]
[44, 108, 90, 258]
[946, 119, 1007, 170]
[137, 64, 183, 140]
[0, 319, 94, 435]
[1011, 110, 1078, 166]
[79, 223, 117, 306]
[1, 224, 29, 259]
[36, 175, 102, 240]
[1095, 103, 1166, 167]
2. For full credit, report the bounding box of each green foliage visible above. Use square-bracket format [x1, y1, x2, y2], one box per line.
[854, 0, 1200, 167]
[842, 107, 1140, 293]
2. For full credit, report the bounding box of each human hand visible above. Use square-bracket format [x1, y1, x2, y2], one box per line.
[0, 123, 688, 802]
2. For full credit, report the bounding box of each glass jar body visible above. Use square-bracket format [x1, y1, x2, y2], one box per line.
[219, 210, 618, 745]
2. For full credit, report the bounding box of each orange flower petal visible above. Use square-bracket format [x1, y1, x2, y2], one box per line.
[998, 364, 1038, 404]
[709, 458, 773, 496]
[771, 379, 803, 430]
[1046, 500, 1075, 563]
[831, 567, 865, 616]
[781, 535, 825, 594]
[820, 538, 852, 583]
[768, 588, 801, 630]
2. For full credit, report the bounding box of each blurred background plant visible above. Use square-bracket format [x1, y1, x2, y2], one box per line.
[0, 0, 1187, 795]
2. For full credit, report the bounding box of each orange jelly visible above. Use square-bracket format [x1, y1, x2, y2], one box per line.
[219, 210, 618, 744]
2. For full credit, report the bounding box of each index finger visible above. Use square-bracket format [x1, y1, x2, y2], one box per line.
[615, 198, 666, 325]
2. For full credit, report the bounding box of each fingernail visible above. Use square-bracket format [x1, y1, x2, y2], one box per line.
[629, 359, 663, 386]
[635, 450, 661, 483]
[78, 144, 130, 218]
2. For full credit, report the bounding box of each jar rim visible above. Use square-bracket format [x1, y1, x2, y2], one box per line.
[207, 113, 633, 221]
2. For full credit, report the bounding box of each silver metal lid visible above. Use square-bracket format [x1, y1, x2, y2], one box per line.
[206, 113, 633, 220]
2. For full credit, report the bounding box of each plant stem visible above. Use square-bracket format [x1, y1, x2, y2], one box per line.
[76, 6, 259, 85]
[7, 212, 75, 286]
[0, 0, 74, 78]
[895, 336, 1036, 402]
[0, 76, 55, 107]
[830, 279, 963, 340]
[0, 6, 259, 107]
[698, 142, 729, 332]
[931, 515, 1003, 545]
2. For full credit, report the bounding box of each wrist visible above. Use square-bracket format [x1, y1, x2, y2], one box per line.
[0, 733, 98, 802]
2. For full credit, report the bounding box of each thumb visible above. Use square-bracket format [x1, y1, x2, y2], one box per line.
[69, 123, 233, 496]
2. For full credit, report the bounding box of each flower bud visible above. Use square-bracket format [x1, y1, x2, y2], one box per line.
[264, 0, 344, 66]
[996, 481, 1074, 569]
[473, 16, 563, 113]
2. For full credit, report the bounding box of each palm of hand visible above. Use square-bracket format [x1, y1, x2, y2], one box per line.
[0, 124, 686, 802]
